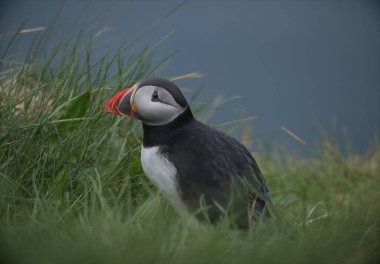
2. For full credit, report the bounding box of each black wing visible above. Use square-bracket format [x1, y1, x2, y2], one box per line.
[163, 119, 271, 226]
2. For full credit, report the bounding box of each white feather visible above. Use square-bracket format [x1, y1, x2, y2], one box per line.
[133, 86, 185, 126]
[141, 146, 187, 212]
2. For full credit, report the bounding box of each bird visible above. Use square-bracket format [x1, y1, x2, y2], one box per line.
[103, 78, 272, 228]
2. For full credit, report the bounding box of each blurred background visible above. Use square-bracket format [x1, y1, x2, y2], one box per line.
[1, 0, 379, 154]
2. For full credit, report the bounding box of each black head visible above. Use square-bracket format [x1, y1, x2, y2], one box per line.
[103, 77, 191, 126]
[137, 78, 188, 108]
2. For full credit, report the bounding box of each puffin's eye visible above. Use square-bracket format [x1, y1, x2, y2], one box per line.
[151, 90, 159, 101]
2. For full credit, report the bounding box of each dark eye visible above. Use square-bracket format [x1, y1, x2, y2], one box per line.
[152, 90, 159, 101]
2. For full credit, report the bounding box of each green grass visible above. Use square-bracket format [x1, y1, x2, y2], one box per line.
[0, 26, 379, 264]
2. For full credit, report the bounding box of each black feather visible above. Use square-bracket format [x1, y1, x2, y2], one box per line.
[138, 78, 188, 107]
[143, 108, 272, 228]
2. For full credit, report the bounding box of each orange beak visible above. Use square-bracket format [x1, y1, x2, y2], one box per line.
[102, 87, 133, 116]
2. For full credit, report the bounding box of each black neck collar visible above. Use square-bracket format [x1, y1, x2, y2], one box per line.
[142, 107, 194, 147]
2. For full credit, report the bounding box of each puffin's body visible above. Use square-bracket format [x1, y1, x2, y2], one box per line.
[104, 78, 271, 227]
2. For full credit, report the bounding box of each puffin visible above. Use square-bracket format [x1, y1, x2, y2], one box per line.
[103, 78, 272, 228]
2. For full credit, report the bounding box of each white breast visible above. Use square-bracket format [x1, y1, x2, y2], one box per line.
[141, 146, 187, 212]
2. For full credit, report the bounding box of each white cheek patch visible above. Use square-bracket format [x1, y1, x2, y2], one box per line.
[133, 86, 186, 126]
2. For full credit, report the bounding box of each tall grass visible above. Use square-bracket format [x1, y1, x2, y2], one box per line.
[0, 24, 379, 264]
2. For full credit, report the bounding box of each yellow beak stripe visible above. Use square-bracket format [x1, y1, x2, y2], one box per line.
[131, 103, 138, 113]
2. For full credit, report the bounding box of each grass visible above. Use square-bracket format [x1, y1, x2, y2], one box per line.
[0, 24, 379, 264]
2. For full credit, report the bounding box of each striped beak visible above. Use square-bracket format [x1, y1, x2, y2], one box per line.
[103, 87, 133, 116]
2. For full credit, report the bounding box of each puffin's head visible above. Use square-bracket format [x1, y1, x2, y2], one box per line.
[103, 78, 189, 126]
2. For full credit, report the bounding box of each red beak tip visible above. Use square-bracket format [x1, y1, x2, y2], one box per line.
[103, 87, 132, 116]
[102, 105, 112, 113]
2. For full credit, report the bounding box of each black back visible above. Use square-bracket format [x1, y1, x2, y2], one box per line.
[143, 108, 272, 228]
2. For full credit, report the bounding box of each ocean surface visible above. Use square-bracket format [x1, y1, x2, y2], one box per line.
[1, 0, 379, 154]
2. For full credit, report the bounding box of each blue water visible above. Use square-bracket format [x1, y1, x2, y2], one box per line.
[1, 0, 379, 154]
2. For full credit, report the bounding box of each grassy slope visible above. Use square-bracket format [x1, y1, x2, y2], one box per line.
[0, 30, 379, 264]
